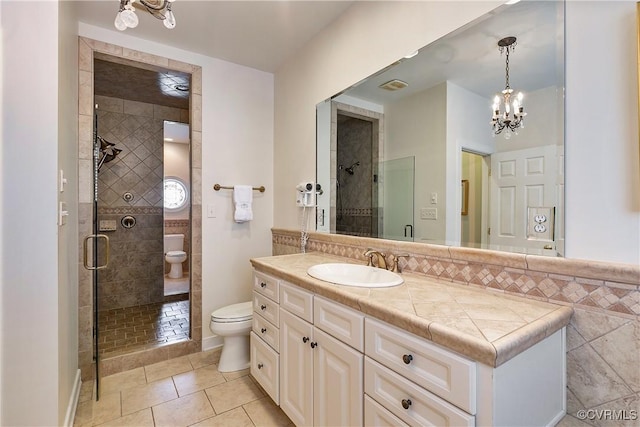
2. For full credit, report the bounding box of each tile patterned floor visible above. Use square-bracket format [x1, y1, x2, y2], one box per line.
[98, 299, 190, 358]
[74, 349, 293, 427]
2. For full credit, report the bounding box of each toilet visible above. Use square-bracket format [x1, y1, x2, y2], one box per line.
[209, 301, 253, 372]
[164, 234, 187, 279]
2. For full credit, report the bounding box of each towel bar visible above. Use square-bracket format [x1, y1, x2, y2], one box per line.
[214, 184, 265, 193]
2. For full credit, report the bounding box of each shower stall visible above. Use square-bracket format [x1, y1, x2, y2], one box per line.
[84, 52, 193, 396]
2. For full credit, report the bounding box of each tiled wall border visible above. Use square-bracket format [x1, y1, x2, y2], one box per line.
[272, 228, 639, 320]
[78, 36, 203, 379]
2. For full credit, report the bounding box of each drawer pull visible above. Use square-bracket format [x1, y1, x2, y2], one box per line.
[260, 304, 267, 310]
[310, 342, 318, 348]
[302, 337, 309, 343]
[260, 282, 267, 288]
[257, 363, 264, 369]
[401, 399, 412, 410]
[261, 328, 267, 333]
[402, 354, 413, 364]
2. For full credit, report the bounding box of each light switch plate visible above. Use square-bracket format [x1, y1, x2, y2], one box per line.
[207, 204, 216, 218]
[420, 208, 437, 220]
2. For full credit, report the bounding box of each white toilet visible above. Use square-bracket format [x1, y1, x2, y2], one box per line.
[209, 301, 253, 372]
[164, 234, 187, 279]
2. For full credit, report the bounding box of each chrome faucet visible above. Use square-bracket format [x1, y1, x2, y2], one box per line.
[363, 249, 387, 270]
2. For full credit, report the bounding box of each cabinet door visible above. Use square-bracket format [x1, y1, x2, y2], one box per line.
[250, 332, 279, 404]
[280, 308, 314, 427]
[313, 328, 363, 427]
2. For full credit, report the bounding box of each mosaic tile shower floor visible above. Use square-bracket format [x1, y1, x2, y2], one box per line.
[98, 299, 190, 358]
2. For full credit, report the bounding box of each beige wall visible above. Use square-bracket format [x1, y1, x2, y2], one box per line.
[58, 1, 80, 424]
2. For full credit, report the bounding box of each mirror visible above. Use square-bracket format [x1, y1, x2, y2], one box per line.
[163, 121, 191, 296]
[316, 0, 565, 256]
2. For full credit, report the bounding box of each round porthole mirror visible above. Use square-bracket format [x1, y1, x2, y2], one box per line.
[164, 177, 189, 211]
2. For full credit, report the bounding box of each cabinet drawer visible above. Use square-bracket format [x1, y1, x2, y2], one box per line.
[364, 394, 409, 427]
[250, 332, 279, 404]
[254, 271, 279, 302]
[365, 357, 474, 427]
[279, 282, 313, 323]
[253, 291, 279, 327]
[365, 318, 476, 414]
[314, 296, 364, 352]
[252, 312, 279, 352]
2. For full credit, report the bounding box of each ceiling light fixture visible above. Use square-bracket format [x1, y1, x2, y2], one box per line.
[490, 36, 526, 139]
[114, 0, 176, 31]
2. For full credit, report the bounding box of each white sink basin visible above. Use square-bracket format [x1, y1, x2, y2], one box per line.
[307, 263, 404, 288]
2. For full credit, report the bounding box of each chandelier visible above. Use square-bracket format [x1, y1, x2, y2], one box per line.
[114, 0, 176, 31]
[490, 36, 526, 139]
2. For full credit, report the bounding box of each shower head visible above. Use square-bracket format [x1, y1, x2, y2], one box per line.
[97, 136, 122, 171]
[345, 161, 360, 175]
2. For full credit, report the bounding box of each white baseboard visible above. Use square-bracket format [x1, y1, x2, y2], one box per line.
[64, 369, 82, 427]
[202, 335, 223, 351]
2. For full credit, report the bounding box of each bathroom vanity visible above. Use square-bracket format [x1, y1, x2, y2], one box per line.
[249, 253, 572, 427]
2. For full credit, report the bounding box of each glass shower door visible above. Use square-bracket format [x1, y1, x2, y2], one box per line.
[381, 156, 415, 241]
[82, 107, 110, 399]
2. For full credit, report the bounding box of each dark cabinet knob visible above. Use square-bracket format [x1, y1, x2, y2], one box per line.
[302, 337, 309, 343]
[260, 305, 266, 310]
[402, 354, 413, 364]
[260, 282, 267, 288]
[401, 399, 412, 409]
[257, 363, 264, 369]
[261, 328, 267, 333]
[310, 342, 318, 348]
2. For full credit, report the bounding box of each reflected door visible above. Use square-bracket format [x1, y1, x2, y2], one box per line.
[489, 145, 558, 254]
[382, 157, 415, 241]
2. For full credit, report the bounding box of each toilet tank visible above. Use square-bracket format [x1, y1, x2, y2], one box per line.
[164, 234, 185, 252]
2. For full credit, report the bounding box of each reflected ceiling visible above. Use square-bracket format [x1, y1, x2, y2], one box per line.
[345, 1, 562, 104]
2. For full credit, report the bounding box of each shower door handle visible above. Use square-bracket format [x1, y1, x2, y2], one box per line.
[83, 234, 110, 270]
[404, 224, 413, 238]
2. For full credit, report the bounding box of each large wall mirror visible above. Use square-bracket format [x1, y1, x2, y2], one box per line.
[316, 0, 565, 256]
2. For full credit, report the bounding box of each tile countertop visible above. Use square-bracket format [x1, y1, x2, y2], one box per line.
[250, 252, 573, 368]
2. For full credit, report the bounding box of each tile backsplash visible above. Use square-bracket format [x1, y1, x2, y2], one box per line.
[272, 228, 639, 426]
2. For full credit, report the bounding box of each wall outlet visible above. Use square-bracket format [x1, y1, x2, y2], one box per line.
[420, 208, 437, 220]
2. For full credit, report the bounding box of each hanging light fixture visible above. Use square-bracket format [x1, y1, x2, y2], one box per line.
[114, 0, 177, 31]
[490, 36, 526, 139]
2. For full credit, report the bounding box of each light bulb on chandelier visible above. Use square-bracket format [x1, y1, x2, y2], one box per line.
[114, 0, 177, 31]
[490, 36, 526, 139]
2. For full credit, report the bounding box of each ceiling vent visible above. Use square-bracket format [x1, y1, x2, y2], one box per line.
[379, 79, 408, 91]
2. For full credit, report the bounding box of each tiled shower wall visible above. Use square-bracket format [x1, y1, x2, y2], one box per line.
[95, 94, 187, 310]
[272, 229, 639, 426]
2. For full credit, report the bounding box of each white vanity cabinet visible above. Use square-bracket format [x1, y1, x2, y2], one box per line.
[278, 282, 364, 427]
[250, 271, 280, 404]
[250, 266, 566, 427]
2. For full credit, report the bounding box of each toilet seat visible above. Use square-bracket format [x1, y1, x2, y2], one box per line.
[166, 250, 186, 257]
[211, 301, 252, 323]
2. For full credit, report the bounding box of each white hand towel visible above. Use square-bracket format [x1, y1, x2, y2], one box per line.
[233, 185, 253, 223]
